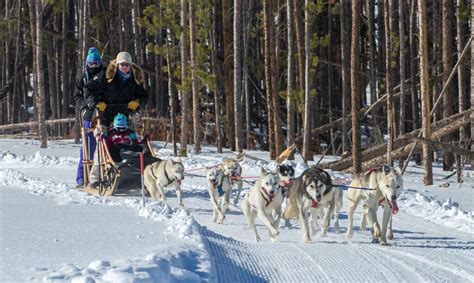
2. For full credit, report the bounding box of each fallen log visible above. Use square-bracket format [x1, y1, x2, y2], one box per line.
[0, 118, 76, 132]
[361, 113, 473, 171]
[320, 109, 473, 172]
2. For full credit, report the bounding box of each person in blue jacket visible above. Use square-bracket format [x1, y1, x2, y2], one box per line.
[74, 47, 105, 188]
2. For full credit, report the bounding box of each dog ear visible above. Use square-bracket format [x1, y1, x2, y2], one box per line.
[395, 166, 402, 176]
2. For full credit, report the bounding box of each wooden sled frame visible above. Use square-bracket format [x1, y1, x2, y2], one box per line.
[84, 123, 157, 197]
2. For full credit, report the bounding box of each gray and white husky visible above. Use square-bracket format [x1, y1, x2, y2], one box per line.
[144, 159, 185, 207]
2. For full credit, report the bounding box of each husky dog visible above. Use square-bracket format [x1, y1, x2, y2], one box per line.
[241, 173, 283, 242]
[307, 168, 343, 237]
[346, 165, 403, 245]
[283, 167, 332, 243]
[144, 159, 185, 207]
[218, 157, 244, 205]
[206, 167, 232, 224]
[277, 163, 296, 189]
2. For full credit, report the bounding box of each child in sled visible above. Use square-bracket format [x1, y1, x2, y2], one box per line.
[104, 113, 143, 162]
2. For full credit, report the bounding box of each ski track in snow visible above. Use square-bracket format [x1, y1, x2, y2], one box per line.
[1, 146, 474, 282]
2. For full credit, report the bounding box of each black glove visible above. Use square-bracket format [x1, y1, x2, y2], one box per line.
[85, 96, 96, 110]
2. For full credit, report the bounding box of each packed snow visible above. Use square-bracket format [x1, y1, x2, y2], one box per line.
[0, 138, 473, 282]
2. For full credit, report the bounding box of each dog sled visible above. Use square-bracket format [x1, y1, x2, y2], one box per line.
[82, 106, 160, 196]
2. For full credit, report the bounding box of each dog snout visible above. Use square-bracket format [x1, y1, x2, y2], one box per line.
[316, 194, 321, 201]
[391, 195, 397, 201]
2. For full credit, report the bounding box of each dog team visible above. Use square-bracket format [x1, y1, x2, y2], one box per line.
[142, 156, 403, 245]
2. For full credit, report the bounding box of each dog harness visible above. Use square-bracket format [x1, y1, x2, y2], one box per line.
[260, 187, 274, 207]
[151, 160, 178, 187]
[211, 182, 225, 196]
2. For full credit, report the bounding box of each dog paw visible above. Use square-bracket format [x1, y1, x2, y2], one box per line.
[346, 230, 353, 239]
[270, 237, 278, 243]
[321, 231, 328, 238]
[271, 229, 279, 237]
[217, 214, 225, 224]
[387, 232, 394, 240]
[256, 237, 262, 242]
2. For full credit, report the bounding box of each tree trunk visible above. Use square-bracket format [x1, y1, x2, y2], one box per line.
[367, 0, 379, 145]
[272, 1, 283, 156]
[442, 0, 455, 170]
[293, 0, 305, 95]
[31, 0, 47, 148]
[471, 0, 474, 169]
[189, 0, 201, 154]
[287, 0, 296, 159]
[409, 0, 419, 131]
[385, 0, 395, 166]
[302, 0, 312, 161]
[234, 0, 243, 152]
[11, 0, 21, 124]
[166, 34, 177, 156]
[243, 0, 251, 150]
[419, 0, 433, 185]
[456, 0, 467, 182]
[222, 0, 235, 150]
[327, 6, 335, 155]
[211, 1, 223, 153]
[47, 37, 58, 124]
[264, 0, 276, 159]
[399, 0, 407, 152]
[350, 0, 362, 173]
[180, 0, 189, 156]
[340, 0, 351, 153]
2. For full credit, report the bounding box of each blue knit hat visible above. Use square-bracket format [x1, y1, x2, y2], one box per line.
[113, 113, 128, 129]
[86, 47, 103, 65]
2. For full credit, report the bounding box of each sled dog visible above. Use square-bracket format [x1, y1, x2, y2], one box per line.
[241, 173, 283, 242]
[283, 167, 333, 243]
[311, 177, 343, 237]
[144, 159, 185, 207]
[277, 163, 296, 189]
[219, 157, 244, 205]
[346, 165, 403, 245]
[206, 167, 233, 224]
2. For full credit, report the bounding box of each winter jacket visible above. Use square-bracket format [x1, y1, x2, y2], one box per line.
[74, 66, 105, 123]
[84, 60, 148, 127]
[105, 128, 140, 162]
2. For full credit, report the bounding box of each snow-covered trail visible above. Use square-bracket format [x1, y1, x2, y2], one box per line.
[176, 178, 474, 283]
[1, 139, 473, 282]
